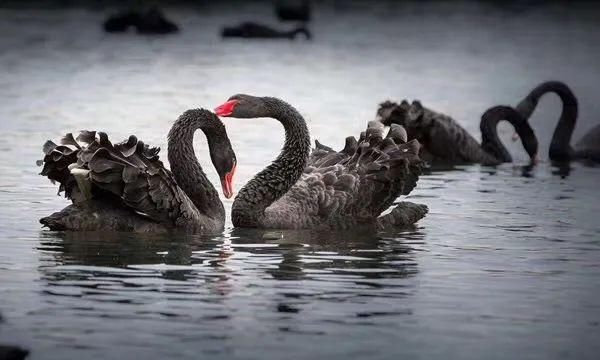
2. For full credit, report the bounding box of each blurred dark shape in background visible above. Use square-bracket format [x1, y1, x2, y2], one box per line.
[0, 314, 28, 360]
[222, 22, 311, 40]
[103, 7, 178, 34]
[103, 9, 139, 32]
[276, 0, 311, 22]
[0, 346, 29, 360]
[220, 1, 312, 40]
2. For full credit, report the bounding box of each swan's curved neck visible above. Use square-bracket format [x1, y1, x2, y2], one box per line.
[232, 98, 311, 227]
[480, 106, 536, 163]
[515, 81, 578, 160]
[168, 116, 224, 221]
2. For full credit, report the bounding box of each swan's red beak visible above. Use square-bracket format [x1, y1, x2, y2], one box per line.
[215, 100, 239, 117]
[221, 163, 236, 199]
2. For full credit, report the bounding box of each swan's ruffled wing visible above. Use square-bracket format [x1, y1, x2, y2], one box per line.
[39, 139, 79, 197]
[267, 122, 423, 227]
[39, 131, 200, 226]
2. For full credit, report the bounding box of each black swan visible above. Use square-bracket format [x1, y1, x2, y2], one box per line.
[221, 22, 311, 40]
[103, 8, 178, 35]
[214, 94, 427, 230]
[515, 81, 600, 163]
[39, 109, 236, 233]
[376, 100, 538, 165]
[275, 0, 311, 22]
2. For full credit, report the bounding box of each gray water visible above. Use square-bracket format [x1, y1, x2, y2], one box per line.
[1, 1, 600, 359]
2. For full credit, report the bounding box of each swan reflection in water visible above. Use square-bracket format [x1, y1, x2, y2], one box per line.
[229, 228, 423, 281]
[37, 228, 423, 306]
[422, 162, 539, 179]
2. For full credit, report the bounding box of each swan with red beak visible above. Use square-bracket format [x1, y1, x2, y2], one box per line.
[214, 93, 428, 230]
[215, 99, 239, 117]
[213, 100, 239, 198]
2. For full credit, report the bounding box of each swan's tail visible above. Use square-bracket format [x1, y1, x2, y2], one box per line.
[39, 203, 98, 231]
[376, 201, 428, 229]
[291, 26, 311, 40]
[40, 210, 69, 231]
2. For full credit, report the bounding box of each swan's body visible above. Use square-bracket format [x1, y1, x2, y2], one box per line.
[515, 81, 600, 163]
[376, 100, 538, 165]
[276, 0, 311, 22]
[215, 95, 427, 230]
[221, 22, 311, 40]
[103, 7, 178, 34]
[39, 109, 236, 233]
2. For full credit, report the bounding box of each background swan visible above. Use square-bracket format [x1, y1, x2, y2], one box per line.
[515, 81, 600, 163]
[376, 100, 538, 165]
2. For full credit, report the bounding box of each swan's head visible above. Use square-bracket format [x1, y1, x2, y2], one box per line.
[209, 131, 237, 199]
[193, 110, 236, 199]
[212, 146, 236, 200]
[214, 94, 269, 118]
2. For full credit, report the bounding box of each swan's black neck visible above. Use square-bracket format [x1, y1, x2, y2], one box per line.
[168, 110, 224, 222]
[480, 106, 537, 163]
[232, 97, 311, 227]
[515, 81, 578, 161]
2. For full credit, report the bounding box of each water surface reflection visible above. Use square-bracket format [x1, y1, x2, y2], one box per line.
[1, 1, 600, 359]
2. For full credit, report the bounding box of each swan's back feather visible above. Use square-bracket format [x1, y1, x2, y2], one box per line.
[39, 131, 202, 228]
[264, 122, 425, 228]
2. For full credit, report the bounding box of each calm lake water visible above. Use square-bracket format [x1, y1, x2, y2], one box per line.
[1, 1, 600, 359]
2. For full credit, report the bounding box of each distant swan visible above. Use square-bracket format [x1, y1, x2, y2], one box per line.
[103, 7, 179, 34]
[515, 81, 600, 163]
[221, 22, 311, 40]
[376, 100, 538, 165]
[275, 0, 311, 22]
